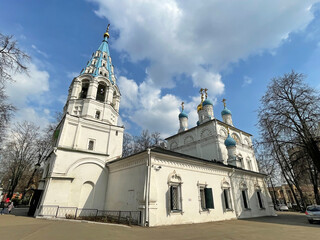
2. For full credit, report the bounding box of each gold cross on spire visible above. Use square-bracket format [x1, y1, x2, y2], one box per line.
[104, 24, 110, 39]
[200, 88, 204, 102]
[222, 98, 227, 108]
[181, 101, 184, 111]
[204, 88, 208, 99]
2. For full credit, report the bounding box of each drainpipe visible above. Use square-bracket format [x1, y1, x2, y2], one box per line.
[228, 168, 239, 217]
[144, 148, 152, 226]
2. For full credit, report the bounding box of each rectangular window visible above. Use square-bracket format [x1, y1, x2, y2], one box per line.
[170, 185, 181, 211]
[200, 188, 206, 210]
[257, 191, 264, 209]
[223, 188, 232, 210]
[242, 190, 249, 209]
[199, 187, 214, 210]
[88, 140, 95, 150]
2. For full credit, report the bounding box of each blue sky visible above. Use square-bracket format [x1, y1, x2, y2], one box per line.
[1, 0, 320, 139]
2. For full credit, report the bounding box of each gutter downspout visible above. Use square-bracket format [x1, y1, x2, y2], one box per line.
[228, 168, 239, 217]
[144, 148, 152, 227]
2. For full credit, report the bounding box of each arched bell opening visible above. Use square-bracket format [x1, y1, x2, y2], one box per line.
[79, 80, 89, 99]
[96, 82, 106, 102]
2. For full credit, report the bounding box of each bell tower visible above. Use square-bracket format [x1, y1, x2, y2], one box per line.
[53, 25, 124, 158]
[35, 26, 124, 215]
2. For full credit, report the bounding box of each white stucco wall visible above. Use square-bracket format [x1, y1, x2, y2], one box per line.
[57, 114, 123, 159]
[146, 151, 275, 226]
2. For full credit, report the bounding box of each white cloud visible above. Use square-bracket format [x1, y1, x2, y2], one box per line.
[6, 62, 51, 128]
[67, 71, 80, 79]
[13, 107, 51, 129]
[7, 62, 50, 106]
[31, 44, 49, 58]
[118, 76, 139, 109]
[118, 76, 220, 137]
[91, 0, 317, 90]
[242, 76, 253, 87]
[90, 0, 319, 136]
[118, 76, 181, 137]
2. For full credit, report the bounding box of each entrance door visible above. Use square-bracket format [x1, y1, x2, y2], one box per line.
[28, 190, 43, 216]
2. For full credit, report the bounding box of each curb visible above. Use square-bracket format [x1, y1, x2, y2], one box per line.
[35, 216, 131, 228]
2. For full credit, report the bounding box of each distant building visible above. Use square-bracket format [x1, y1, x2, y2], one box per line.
[31, 27, 276, 226]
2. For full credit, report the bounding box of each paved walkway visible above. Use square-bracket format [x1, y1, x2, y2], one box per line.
[0, 212, 319, 240]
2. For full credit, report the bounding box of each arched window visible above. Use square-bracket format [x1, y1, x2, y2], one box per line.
[112, 91, 118, 108]
[255, 185, 264, 209]
[167, 171, 183, 213]
[221, 179, 232, 211]
[240, 182, 250, 210]
[95, 111, 100, 119]
[96, 82, 106, 102]
[79, 80, 89, 99]
[231, 133, 241, 144]
[237, 154, 244, 168]
[247, 157, 252, 171]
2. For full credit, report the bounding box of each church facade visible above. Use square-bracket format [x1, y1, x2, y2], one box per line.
[33, 27, 276, 226]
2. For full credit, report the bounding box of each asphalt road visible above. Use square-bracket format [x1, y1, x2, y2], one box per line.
[0, 211, 319, 240]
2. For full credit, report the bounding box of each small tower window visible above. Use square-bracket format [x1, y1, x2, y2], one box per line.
[100, 71, 102, 75]
[104, 73, 107, 77]
[115, 131, 118, 136]
[88, 140, 95, 150]
[102, 63, 105, 67]
[95, 111, 100, 119]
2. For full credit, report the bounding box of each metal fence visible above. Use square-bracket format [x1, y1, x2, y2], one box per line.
[38, 205, 142, 226]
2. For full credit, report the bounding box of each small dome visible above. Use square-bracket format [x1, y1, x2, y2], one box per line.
[224, 134, 236, 147]
[179, 111, 188, 119]
[202, 99, 213, 106]
[221, 107, 232, 116]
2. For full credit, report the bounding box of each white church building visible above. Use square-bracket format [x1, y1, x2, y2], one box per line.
[31, 27, 276, 226]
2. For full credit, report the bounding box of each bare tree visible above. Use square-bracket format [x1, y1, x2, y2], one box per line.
[258, 71, 320, 207]
[0, 33, 30, 146]
[0, 122, 39, 199]
[122, 133, 134, 157]
[22, 128, 53, 198]
[122, 130, 164, 157]
[258, 71, 320, 172]
[0, 33, 30, 83]
[0, 86, 15, 146]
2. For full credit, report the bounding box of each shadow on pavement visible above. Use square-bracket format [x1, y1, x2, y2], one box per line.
[240, 212, 320, 228]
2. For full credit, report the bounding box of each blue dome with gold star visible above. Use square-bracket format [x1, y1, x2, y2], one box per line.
[221, 107, 232, 116]
[224, 134, 236, 147]
[179, 111, 188, 119]
[202, 99, 213, 106]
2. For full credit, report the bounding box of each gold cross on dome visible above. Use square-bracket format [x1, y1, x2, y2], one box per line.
[200, 88, 204, 101]
[222, 98, 227, 108]
[181, 102, 184, 111]
[204, 88, 208, 99]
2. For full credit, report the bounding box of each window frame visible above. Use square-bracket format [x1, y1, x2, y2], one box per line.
[95, 110, 101, 119]
[87, 139, 95, 151]
[241, 189, 250, 210]
[169, 183, 182, 212]
[198, 183, 214, 211]
[223, 188, 233, 211]
[256, 189, 265, 209]
[167, 171, 183, 214]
